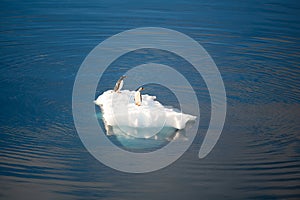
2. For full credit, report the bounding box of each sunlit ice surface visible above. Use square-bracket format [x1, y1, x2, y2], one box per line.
[94, 89, 196, 151]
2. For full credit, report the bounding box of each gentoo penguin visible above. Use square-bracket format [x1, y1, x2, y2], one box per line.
[113, 75, 126, 92]
[134, 87, 144, 106]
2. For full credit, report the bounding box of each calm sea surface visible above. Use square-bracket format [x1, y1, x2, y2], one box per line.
[1, 0, 300, 199]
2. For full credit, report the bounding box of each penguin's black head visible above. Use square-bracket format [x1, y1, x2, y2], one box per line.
[138, 87, 144, 91]
[121, 75, 127, 80]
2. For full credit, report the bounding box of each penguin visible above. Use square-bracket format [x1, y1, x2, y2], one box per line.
[134, 87, 144, 106]
[113, 75, 127, 93]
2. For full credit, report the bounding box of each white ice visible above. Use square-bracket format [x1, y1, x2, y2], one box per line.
[94, 90, 196, 137]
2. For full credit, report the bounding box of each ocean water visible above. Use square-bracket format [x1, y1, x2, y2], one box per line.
[1, 0, 300, 199]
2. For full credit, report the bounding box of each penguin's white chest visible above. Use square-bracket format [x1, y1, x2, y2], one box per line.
[134, 91, 142, 106]
[114, 80, 124, 92]
[118, 80, 124, 91]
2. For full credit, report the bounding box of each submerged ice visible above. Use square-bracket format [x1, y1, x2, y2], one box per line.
[94, 90, 196, 138]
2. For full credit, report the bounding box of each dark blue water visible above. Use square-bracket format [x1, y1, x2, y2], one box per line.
[1, 0, 300, 199]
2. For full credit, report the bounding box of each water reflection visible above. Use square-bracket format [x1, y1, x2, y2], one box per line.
[99, 112, 196, 153]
